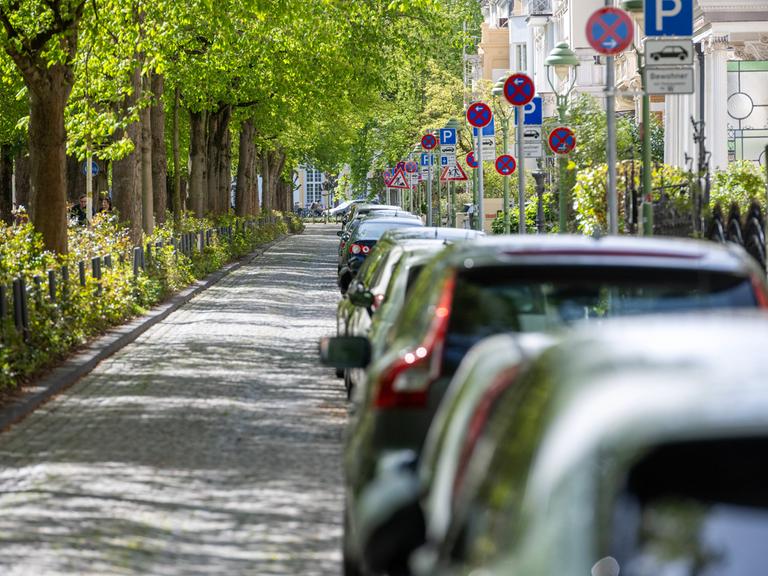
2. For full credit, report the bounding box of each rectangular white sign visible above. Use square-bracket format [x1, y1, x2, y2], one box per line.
[646, 66, 694, 94]
[522, 125, 543, 158]
[645, 38, 694, 67]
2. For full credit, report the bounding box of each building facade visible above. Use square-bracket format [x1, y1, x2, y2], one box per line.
[294, 166, 326, 208]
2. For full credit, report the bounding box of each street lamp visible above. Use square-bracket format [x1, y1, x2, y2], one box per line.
[545, 42, 579, 233]
[621, 0, 653, 236]
[492, 75, 512, 234]
[443, 118, 461, 227]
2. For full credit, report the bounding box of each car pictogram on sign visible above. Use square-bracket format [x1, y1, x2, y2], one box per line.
[650, 46, 688, 61]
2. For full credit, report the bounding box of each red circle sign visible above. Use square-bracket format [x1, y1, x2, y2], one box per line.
[421, 134, 437, 150]
[466, 102, 493, 128]
[548, 126, 576, 155]
[466, 151, 479, 169]
[586, 8, 634, 56]
[503, 74, 535, 107]
[404, 161, 418, 173]
[495, 154, 517, 176]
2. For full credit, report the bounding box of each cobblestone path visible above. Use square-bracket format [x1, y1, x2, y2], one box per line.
[0, 224, 345, 575]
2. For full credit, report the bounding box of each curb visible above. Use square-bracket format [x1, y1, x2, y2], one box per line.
[0, 235, 288, 433]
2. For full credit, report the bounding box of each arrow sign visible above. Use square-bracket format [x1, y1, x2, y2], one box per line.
[503, 73, 535, 107]
[548, 126, 577, 155]
[466, 102, 493, 128]
[440, 164, 468, 182]
[466, 151, 479, 169]
[387, 168, 410, 189]
[495, 154, 517, 176]
[586, 8, 633, 56]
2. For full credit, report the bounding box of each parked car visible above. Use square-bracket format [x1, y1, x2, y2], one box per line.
[338, 211, 420, 257]
[320, 234, 768, 575]
[416, 315, 768, 576]
[343, 203, 399, 229]
[340, 228, 485, 400]
[355, 332, 555, 576]
[327, 198, 368, 217]
[337, 216, 424, 293]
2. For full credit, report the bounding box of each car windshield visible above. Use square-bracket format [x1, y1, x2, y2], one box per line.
[614, 438, 768, 576]
[356, 220, 423, 240]
[442, 265, 756, 371]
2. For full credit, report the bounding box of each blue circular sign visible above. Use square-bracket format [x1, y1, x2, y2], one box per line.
[495, 154, 517, 176]
[466, 151, 479, 169]
[421, 134, 437, 150]
[466, 102, 492, 128]
[586, 8, 633, 56]
[503, 74, 535, 107]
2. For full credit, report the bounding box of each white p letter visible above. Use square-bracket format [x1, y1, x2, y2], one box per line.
[657, 0, 682, 31]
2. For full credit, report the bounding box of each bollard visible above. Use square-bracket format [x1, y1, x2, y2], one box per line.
[33, 275, 43, 305]
[92, 256, 102, 296]
[48, 270, 57, 303]
[0, 284, 7, 323]
[13, 277, 29, 339]
[198, 231, 204, 252]
[133, 246, 142, 276]
[78, 261, 86, 286]
[104, 254, 112, 268]
[146, 243, 152, 264]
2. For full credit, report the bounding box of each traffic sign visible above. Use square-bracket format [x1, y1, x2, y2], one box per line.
[646, 67, 694, 94]
[514, 96, 543, 126]
[420, 153, 434, 167]
[440, 164, 468, 182]
[421, 134, 437, 150]
[466, 151, 479, 169]
[503, 73, 535, 107]
[408, 173, 419, 187]
[472, 116, 496, 138]
[548, 127, 576, 155]
[396, 161, 406, 172]
[495, 154, 517, 176]
[480, 137, 496, 159]
[81, 160, 99, 176]
[440, 128, 457, 146]
[466, 102, 493, 128]
[586, 8, 633, 55]
[646, 0, 692, 37]
[523, 126, 543, 158]
[387, 169, 410, 189]
[404, 161, 419, 173]
[645, 38, 694, 67]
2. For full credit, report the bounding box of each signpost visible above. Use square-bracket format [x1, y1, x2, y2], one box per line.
[646, 67, 694, 94]
[513, 96, 543, 125]
[422, 134, 437, 225]
[548, 127, 577, 155]
[495, 154, 517, 177]
[387, 169, 410, 189]
[440, 164, 468, 182]
[503, 73, 534, 235]
[467, 102, 493, 232]
[523, 126, 543, 158]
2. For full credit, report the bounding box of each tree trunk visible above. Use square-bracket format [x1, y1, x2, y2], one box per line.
[14, 147, 30, 210]
[236, 119, 254, 216]
[268, 150, 286, 213]
[140, 75, 153, 235]
[172, 86, 181, 220]
[27, 68, 70, 253]
[0, 144, 12, 224]
[112, 64, 143, 244]
[150, 72, 167, 224]
[189, 110, 207, 218]
[261, 150, 270, 213]
[220, 113, 232, 213]
[206, 112, 218, 215]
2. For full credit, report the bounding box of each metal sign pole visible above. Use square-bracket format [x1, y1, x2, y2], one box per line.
[516, 107, 525, 234]
[606, 52, 618, 234]
[436, 172, 442, 227]
[427, 158, 433, 227]
[477, 131, 484, 232]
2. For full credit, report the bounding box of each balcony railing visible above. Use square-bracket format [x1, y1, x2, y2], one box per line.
[527, 0, 552, 16]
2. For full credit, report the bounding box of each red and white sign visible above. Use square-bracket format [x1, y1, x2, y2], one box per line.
[421, 134, 437, 150]
[387, 169, 410, 189]
[440, 164, 468, 182]
[466, 102, 493, 128]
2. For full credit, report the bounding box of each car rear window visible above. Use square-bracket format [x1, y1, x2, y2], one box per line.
[356, 220, 423, 240]
[442, 265, 757, 372]
[614, 437, 768, 576]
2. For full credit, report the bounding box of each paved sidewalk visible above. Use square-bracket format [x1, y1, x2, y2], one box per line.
[0, 224, 345, 575]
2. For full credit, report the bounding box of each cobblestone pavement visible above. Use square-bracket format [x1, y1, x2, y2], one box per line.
[0, 224, 346, 575]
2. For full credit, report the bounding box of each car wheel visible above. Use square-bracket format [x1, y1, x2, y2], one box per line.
[344, 370, 354, 400]
[336, 367, 344, 379]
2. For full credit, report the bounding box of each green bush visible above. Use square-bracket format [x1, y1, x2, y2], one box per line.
[711, 160, 766, 209]
[491, 191, 558, 234]
[0, 211, 295, 392]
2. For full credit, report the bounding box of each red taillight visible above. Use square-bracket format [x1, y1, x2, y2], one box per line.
[375, 274, 456, 409]
[349, 243, 371, 255]
[372, 293, 385, 311]
[752, 275, 768, 308]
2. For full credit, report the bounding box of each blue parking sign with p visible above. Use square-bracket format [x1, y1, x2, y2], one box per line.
[645, 0, 692, 36]
[515, 96, 543, 125]
[440, 128, 457, 146]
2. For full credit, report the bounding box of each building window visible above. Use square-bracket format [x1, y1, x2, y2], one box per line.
[305, 168, 324, 206]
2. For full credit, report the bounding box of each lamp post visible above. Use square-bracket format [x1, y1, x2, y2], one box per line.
[492, 75, 512, 234]
[622, 0, 653, 236]
[545, 42, 579, 234]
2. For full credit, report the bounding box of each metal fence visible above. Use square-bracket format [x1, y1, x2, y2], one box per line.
[0, 215, 276, 344]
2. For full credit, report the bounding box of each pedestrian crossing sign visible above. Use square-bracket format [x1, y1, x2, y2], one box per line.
[440, 164, 468, 182]
[387, 168, 410, 189]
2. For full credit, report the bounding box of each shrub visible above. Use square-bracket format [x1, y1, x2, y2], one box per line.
[710, 160, 766, 209]
[0, 211, 296, 393]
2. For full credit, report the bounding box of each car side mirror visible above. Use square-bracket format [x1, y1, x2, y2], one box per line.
[336, 230, 343, 237]
[319, 336, 371, 369]
[358, 461, 425, 575]
[349, 289, 375, 308]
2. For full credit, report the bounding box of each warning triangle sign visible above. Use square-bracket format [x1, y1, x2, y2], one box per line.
[440, 164, 468, 182]
[387, 168, 410, 189]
